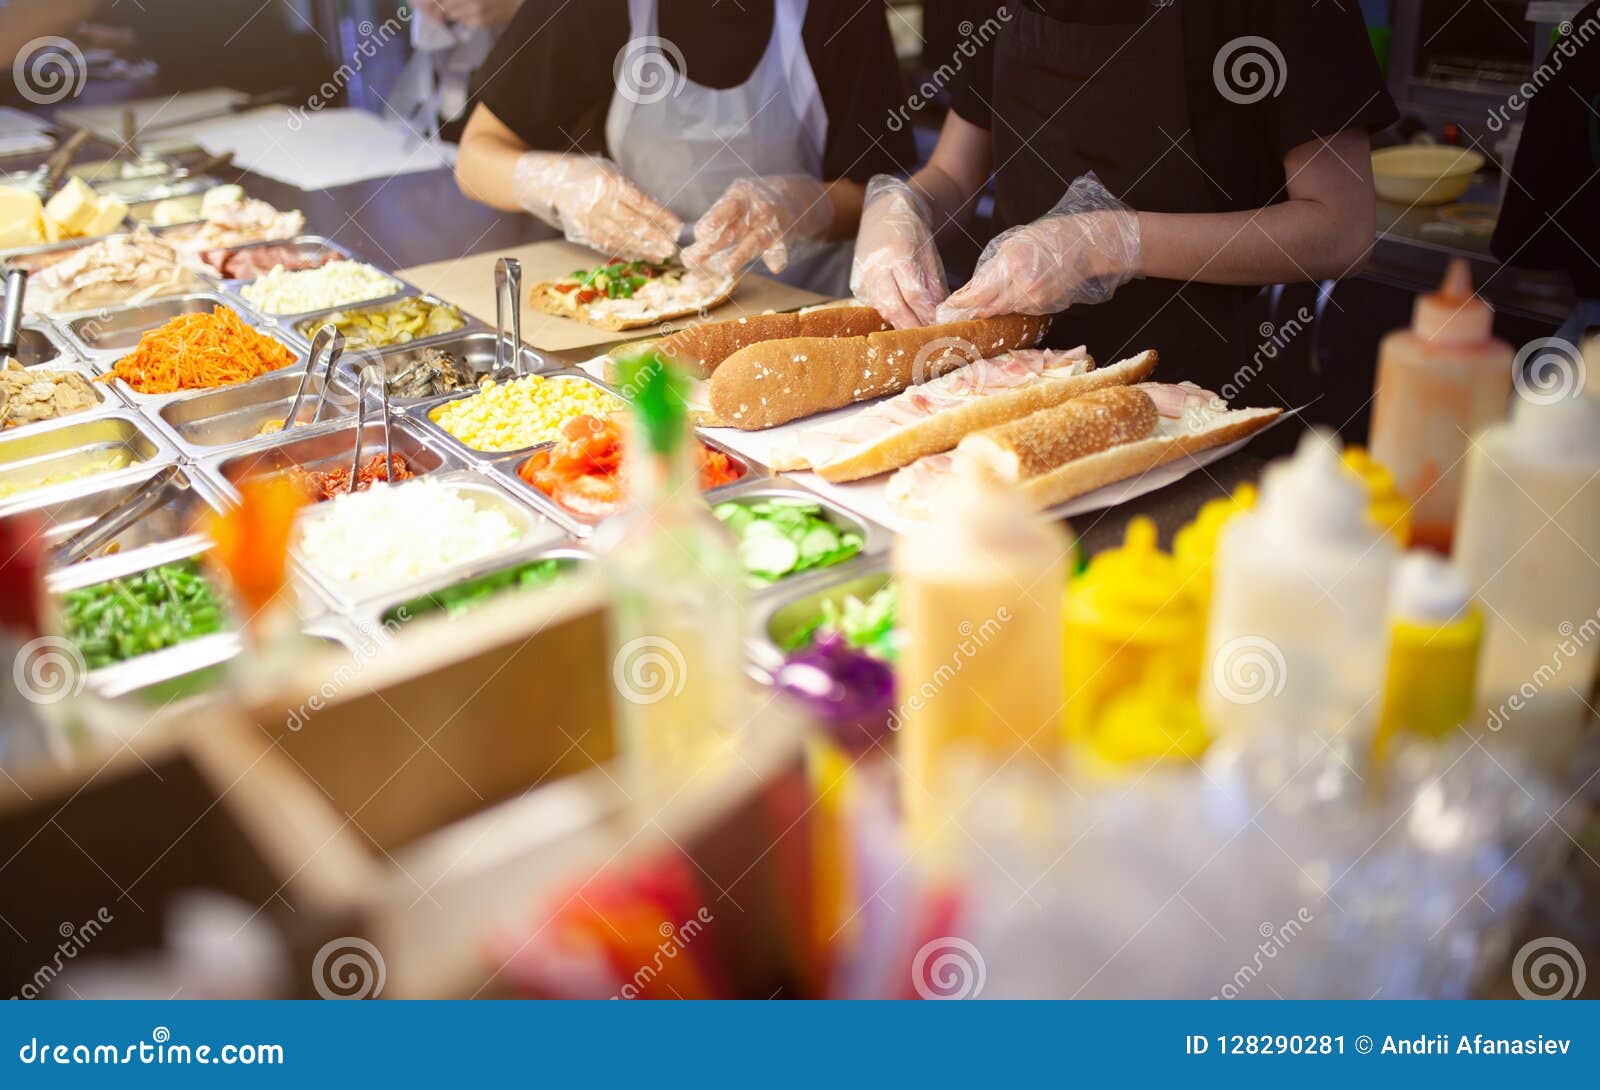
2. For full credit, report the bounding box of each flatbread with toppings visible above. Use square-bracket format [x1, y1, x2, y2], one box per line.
[530, 259, 736, 331]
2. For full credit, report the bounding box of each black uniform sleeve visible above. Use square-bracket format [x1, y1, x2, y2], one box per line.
[1250, 0, 1398, 158]
[806, 0, 918, 181]
[474, 1, 630, 151]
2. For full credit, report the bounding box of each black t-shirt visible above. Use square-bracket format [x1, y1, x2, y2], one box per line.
[1492, 1, 1600, 298]
[949, 0, 1398, 214]
[476, 0, 916, 184]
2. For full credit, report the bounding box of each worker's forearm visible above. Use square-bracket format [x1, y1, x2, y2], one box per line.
[820, 179, 865, 241]
[453, 134, 532, 212]
[1138, 199, 1376, 285]
[907, 163, 979, 231]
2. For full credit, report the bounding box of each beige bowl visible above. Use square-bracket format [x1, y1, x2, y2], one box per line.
[1372, 146, 1486, 206]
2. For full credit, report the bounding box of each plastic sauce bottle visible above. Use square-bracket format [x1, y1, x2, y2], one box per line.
[1202, 429, 1399, 744]
[1372, 553, 1482, 762]
[1341, 446, 1412, 546]
[1453, 390, 1600, 778]
[1064, 517, 1206, 762]
[1370, 259, 1514, 552]
[893, 461, 1070, 845]
[1172, 484, 1257, 610]
[596, 352, 748, 787]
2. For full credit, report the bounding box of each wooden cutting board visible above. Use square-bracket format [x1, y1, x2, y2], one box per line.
[397, 239, 830, 357]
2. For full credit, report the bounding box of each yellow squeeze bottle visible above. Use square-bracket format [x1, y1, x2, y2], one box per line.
[894, 462, 1070, 847]
[1373, 553, 1482, 762]
[1172, 484, 1256, 609]
[1064, 518, 1207, 763]
[1341, 447, 1412, 546]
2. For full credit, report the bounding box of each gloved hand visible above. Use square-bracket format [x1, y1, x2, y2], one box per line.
[682, 175, 833, 277]
[512, 151, 682, 263]
[849, 175, 947, 329]
[936, 173, 1141, 323]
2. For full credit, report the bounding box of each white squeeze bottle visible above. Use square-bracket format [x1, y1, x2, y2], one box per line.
[1454, 390, 1600, 779]
[1202, 429, 1399, 744]
[894, 461, 1070, 848]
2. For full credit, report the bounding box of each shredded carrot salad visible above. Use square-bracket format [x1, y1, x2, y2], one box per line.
[102, 306, 297, 394]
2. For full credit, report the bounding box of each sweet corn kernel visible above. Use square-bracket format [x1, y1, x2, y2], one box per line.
[427, 375, 623, 452]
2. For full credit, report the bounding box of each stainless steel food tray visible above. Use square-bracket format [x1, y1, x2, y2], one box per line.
[59, 290, 254, 357]
[146, 366, 359, 458]
[275, 289, 481, 354]
[196, 233, 356, 282]
[0, 461, 230, 567]
[701, 478, 888, 599]
[0, 358, 121, 437]
[0, 226, 131, 264]
[745, 561, 892, 677]
[486, 426, 764, 539]
[10, 320, 78, 367]
[288, 469, 568, 610]
[407, 368, 626, 466]
[331, 331, 558, 408]
[196, 415, 459, 502]
[0, 410, 177, 515]
[223, 263, 413, 327]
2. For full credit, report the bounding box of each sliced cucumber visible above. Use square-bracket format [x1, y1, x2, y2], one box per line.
[741, 535, 800, 580]
[797, 524, 841, 565]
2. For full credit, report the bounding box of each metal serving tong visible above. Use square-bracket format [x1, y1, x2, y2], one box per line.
[492, 256, 524, 381]
[346, 362, 396, 494]
[54, 465, 191, 566]
[281, 324, 346, 434]
[1, 269, 27, 359]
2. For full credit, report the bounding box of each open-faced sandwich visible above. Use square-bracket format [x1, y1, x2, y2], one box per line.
[886, 382, 1281, 519]
[531, 258, 735, 331]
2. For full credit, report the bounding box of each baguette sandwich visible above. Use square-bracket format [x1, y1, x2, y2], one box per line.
[771, 347, 1163, 481]
[886, 382, 1281, 519]
[611, 304, 892, 382]
[704, 313, 1051, 430]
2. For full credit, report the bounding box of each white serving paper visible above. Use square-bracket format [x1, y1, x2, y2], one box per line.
[179, 107, 454, 190]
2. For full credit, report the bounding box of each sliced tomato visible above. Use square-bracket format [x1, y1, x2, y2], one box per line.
[552, 281, 580, 294]
[554, 474, 625, 520]
[574, 288, 599, 305]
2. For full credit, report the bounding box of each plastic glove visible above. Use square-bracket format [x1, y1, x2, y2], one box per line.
[936, 173, 1141, 324]
[849, 175, 948, 329]
[512, 151, 682, 263]
[682, 174, 832, 277]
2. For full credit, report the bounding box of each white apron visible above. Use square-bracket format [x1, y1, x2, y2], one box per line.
[605, 0, 851, 295]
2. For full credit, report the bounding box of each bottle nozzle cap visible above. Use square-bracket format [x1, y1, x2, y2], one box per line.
[1413, 258, 1494, 344]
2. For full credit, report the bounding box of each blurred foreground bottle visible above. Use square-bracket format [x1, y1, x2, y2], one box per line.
[1202, 430, 1398, 745]
[894, 461, 1069, 847]
[1065, 517, 1207, 766]
[1340, 446, 1411, 546]
[1172, 483, 1256, 611]
[596, 350, 747, 785]
[1454, 389, 1600, 779]
[1369, 259, 1513, 552]
[1373, 553, 1481, 763]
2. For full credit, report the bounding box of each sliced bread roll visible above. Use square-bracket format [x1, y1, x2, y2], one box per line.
[637, 304, 890, 380]
[957, 385, 1160, 482]
[707, 313, 1051, 430]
